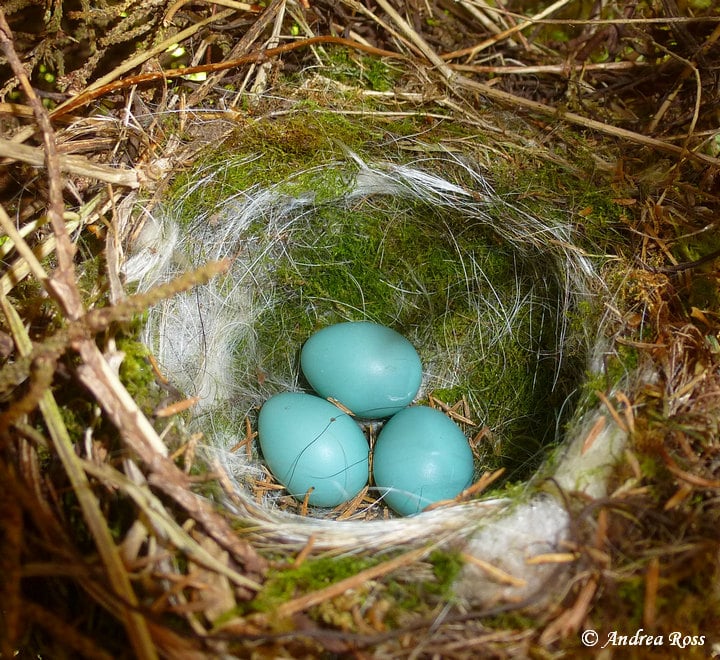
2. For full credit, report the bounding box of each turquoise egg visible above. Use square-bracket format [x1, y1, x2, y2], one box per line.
[258, 392, 369, 507]
[372, 406, 474, 516]
[300, 321, 422, 419]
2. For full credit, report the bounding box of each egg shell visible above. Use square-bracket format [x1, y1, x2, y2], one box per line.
[300, 321, 422, 419]
[258, 392, 369, 507]
[372, 405, 474, 516]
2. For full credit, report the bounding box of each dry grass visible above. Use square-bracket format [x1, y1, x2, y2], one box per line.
[1, 0, 720, 657]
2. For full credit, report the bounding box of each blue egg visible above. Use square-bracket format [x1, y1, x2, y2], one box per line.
[372, 406, 474, 516]
[300, 321, 422, 419]
[258, 392, 369, 507]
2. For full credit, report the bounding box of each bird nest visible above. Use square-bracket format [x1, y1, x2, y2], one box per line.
[2, 1, 720, 658]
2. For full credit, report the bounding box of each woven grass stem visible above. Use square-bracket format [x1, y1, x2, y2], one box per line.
[0, 138, 139, 187]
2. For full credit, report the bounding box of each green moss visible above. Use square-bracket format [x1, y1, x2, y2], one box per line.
[168, 113, 370, 229]
[116, 334, 157, 415]
[688, 0, 712, 11]
[575, 343, 639, 417]
[247, 548, 464, 621]
[75, 237, 107, 306]
[489, 143, 629, 256]
[250, 554, 379, 613]
[379, 550, 465, 618]
[686, 273, 720, 311]
[671, 231, 720, 312]
[485, 610, 541, 632]
[55, 395, 94, 441]
[613, 576, 646, 628]
[322, 47, 400, 92]
[427, 549, 464, 597]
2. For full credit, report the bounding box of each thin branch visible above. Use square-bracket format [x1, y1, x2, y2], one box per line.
[0, 10, 82, 319]
[0, 138, 139, 187]
[442, 0, 575, 62]
[451, 73, 720, 169]
[48, 36, 408, 120]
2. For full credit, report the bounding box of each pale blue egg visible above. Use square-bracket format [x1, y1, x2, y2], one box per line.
[258, 392, 369, 507]
[300, 321, 422, 419]
[372, 406, 474, 516]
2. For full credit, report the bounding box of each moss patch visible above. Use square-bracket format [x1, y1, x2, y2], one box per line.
[116, 335, 157, 413]
[248, 549, 464, 630]
[250, 554, 379, 614]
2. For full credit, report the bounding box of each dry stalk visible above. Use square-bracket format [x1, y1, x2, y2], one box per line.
[244, 0, 286, 97]
[81, 460, 263, 591]
[47, 36, 408, 120]
[0, 138, 139, 187]
[9, 11, 714, 174]
[442, 0, 575, 61]
[338, 0, 720, 167]
[0, 202, 51, 289]
[186, 0, 286, 106]
[451, 0, 513, 37]
[164, 0, 258, 24]
[450, 60, 650, 75]
[647, 44, 702, 137]
[373, 0, 454, 76]
[1, 14, 266, 653]
[643, 556, 660, 630]
[0, 10, 82, 319]
[459, 552, 528, 588]
[539, 573, 599, 644]
[452, 74, 720, 169]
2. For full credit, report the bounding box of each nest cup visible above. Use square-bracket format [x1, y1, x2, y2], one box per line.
[125, 146, 619, 604]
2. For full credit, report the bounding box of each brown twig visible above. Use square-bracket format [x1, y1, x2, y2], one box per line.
[442, 0, 574, 62]
[451, 74, 720, 169]
[0, 11, 83, 319]
[0, 138, 139, 187]
[641, 246, 720, 274]
[186, 0, 286, 106]
[48, 36, 409, 120]
[0, 259, 232, 400]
